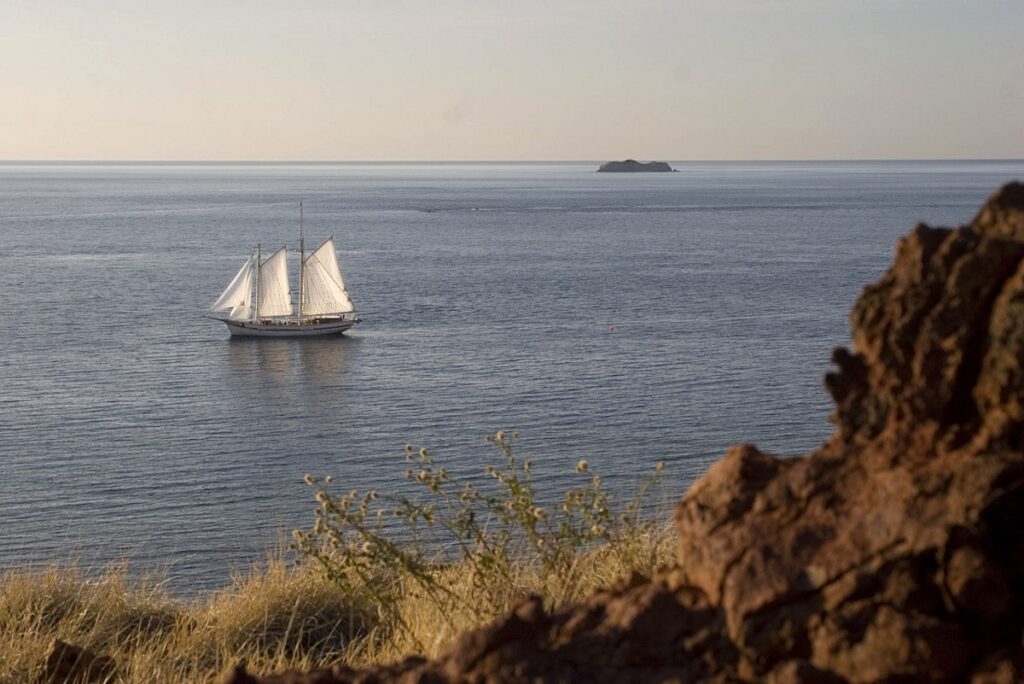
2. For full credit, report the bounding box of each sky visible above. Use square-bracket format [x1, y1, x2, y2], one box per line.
[0, 0, 1021, 161]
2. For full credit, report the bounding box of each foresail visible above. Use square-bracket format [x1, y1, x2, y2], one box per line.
[258, 247, 294, 317]
[301, 238, 354, 315]
[210, 256, 254, 313]
[229, 302, 252, 320]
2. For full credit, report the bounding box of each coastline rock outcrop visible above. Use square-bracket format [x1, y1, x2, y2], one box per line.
[597, 159, 676, 172]
[231, 182, 1024, 683]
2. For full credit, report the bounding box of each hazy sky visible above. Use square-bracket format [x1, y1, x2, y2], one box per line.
[1, 0, 1021, 161]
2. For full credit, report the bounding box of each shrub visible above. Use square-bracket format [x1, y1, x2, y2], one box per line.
[292, 432, 669, 654]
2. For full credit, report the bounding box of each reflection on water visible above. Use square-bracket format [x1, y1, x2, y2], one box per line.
[298, 337, 357, 380]
[226, 336, 355, 380]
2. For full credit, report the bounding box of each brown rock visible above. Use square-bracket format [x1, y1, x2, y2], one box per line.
[223, 658, 436, 684]
[970, 649, 1024, 684]
[238, 182, 1024, 683]
[971, 181, 1024, 240]
[38, 639, 116, 684]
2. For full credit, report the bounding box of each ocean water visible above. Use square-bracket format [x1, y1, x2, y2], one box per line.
[1, 160, 1021, 592]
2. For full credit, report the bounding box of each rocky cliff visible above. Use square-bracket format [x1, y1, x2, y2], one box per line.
[231, 182, 1024, 683]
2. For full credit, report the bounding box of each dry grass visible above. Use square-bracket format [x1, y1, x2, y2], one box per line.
[0, 560, 363, 683]
[358, 521, 676, 665]
[0, 525, 673, 682]
[3, 436, 673, 681]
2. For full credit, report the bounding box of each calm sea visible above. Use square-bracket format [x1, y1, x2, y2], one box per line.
[2, 160, 1021, 592]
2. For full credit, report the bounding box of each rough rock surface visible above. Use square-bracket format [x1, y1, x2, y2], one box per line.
[597, 159, 676, 172]
[38, 639, 116, 684]
[230, 182, 1024, 683]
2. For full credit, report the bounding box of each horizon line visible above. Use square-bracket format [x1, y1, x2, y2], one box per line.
[2, 158, 1024, 165]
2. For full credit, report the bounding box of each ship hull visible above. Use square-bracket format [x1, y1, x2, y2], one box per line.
[223, 317, 357, 337]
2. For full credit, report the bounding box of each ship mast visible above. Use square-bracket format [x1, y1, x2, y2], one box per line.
[298, 202, 305, 320]
[254, 243, 261, 321]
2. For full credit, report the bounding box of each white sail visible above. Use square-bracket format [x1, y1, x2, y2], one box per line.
[301, 238, 354, 315]
[258, 247, 294, 317]
[210, 255, 254, 314]
[229, 302, 252, 320]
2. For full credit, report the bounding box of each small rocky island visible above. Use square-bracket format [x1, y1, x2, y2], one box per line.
[597, 159, 676, 172]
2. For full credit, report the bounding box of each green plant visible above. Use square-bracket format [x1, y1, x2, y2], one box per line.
[291, 432, 666, 650]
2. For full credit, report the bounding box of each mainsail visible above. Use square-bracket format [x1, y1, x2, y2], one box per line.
[258, 247, 294, 317]
[301, 238, 354, 315]
[210, 255, 254, 319]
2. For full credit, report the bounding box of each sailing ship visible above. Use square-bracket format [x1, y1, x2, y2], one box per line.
[208, 205, 359, 337]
